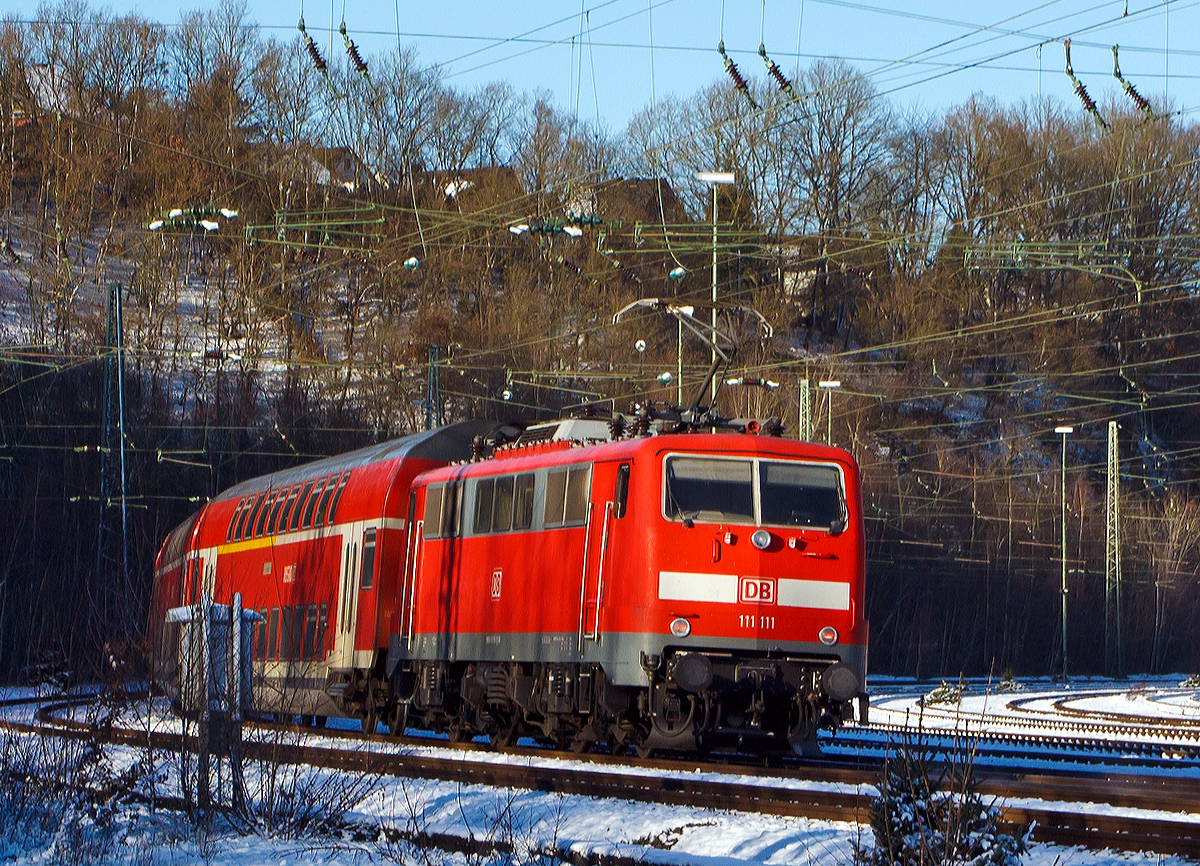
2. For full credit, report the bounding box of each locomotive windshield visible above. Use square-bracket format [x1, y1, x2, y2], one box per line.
[664, 456, 843, 529]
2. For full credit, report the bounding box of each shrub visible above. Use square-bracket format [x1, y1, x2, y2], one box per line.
[858, 733, 1030, 866]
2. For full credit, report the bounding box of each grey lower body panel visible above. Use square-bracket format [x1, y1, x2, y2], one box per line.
[389, 630, 865, 687]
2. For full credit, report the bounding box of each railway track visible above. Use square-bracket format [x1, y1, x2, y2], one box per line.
[6, 691, 1198, 858]
[831, 722, 1200, 770]
[863, 689, 1200, 763]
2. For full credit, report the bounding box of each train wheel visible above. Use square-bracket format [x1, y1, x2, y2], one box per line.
[446, 720, 471, 743]
[605, 733, 627, 756]
[386, 703, 408, 737]
[489, 721, 518, 748]
[362, 705, 378, 736]
[569, 733, 593, 754]
[634, 740, 655, 759]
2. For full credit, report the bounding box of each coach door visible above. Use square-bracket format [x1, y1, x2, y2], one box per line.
[352, 526, 380, 656]
[579, 461, 620, 648]
[331, 528, 362, 670]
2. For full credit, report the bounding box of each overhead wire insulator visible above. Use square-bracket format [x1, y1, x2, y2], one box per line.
[718, 41, 759, 110]
[1064, 40, 1110, 133]
[340, 21, 369, 76]
[304, 36, 327, 72]
[1112, 45, 1156, 119]
[297, 18, 327, 72]
[298, 18, 339, 97]
[758, 44, 797, 102]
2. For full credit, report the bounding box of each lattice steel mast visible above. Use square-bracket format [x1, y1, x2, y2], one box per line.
[1105, 420, 1123, 676]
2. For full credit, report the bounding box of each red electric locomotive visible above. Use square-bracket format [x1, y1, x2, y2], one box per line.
[396, 414, 867, 754]
[151, 410, 868, 755]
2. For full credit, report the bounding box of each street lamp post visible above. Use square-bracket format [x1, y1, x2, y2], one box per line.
[818, 380, 841, 444]
[1055, 425, 1074, 682]
[697, 171, 736, 404]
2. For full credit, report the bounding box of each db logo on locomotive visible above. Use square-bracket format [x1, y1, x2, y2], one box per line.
[739, 576, 776, 605]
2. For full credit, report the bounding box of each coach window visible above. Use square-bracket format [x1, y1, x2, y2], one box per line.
[235, 493, 258, 541]
[359, 528, 377, 590]
[290, 480, 315, 532]
[239, 492, 257, 539]
[290, 606, 305, 660]
[302, 478, 328, 529]
[249, 490, 270, 537]
[256, 608, 268, 659]
[303, 603, 319, 661]
[232, 498, 248, 540]
[245, 491, 269, 540]
[545, 465, 591, 528]
[327, 472, 350, 523]
[270, 484, 295, 532]
[614, 463, 631, 518]
[253, 489, 278, 538]
[513, 473, 535, 529]
[278, 606, 291, 660]
[339, 542, 355, 632]
[314, 476, 337, 528]
[264, 489, 281, 535]
[227, 498, 247, 543]
[267, 607, 280, 660]
[277, 485, 299, 534]
[473, 478, 495, 533]
[317, 603, 328, 659]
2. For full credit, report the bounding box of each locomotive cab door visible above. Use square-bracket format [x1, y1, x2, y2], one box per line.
[579, 461, 623, 648]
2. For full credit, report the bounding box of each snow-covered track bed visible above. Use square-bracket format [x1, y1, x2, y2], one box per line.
[11, 691, 1200, 857]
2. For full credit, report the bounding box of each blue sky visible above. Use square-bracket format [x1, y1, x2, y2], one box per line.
[8, 0, 1198, 128]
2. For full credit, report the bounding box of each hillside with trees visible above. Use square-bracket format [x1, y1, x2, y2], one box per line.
[2, 0, 1199, 683]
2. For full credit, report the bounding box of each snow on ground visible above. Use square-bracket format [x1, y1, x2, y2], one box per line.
[1, 682, 1198, 864]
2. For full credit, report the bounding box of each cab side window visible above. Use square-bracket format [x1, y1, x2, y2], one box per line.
[422, 484, 460, 539]
[472, 474, 524, 535]
[513, 474, 535, 529]
[544, 465, 591, 527]
[614, 463, 631, 518]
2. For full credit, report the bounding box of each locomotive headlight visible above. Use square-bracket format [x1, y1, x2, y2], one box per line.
[751, 529, 771, 550]
[818, 626, 839, 646]
[669, 617, 692, 638]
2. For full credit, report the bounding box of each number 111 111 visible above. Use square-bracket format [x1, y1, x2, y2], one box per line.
[739, 615, 775, 630]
